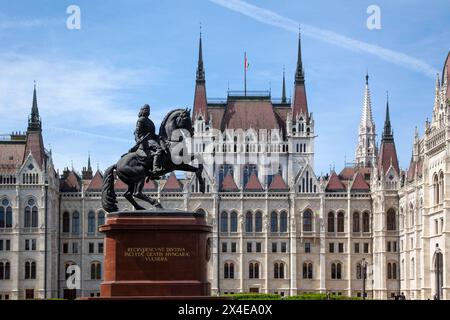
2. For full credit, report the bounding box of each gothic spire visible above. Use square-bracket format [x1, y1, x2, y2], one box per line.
[28, 81, 42, 131]
[382, 92, 393, 142]
[295, 29, 305, 83]
[196, 26, 205, 82]
[88, 152, 92, 171]
[193, 28, 208, 121]
[281, 66, 287, 103]
[360, 71, 374, 129]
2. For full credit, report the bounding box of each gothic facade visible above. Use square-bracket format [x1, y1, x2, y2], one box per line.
[0, 34, 449, 300]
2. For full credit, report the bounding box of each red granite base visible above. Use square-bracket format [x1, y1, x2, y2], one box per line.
[95, 210, 212, 298]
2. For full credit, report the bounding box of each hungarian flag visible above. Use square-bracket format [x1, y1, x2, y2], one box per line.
[244, 52, 249, 70]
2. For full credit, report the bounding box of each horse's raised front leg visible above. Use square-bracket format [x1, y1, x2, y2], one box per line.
[134, 177, 163, 208]
[124, 183, 145, 210]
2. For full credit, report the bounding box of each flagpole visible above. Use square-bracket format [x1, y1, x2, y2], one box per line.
[244, 51, 247, 96]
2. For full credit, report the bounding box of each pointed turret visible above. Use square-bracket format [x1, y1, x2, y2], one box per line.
[82, 153, 93, 180]
[292, 30, 309, 119]
[28, 81, 41, 132]
[24, 82, 45, 168]
[193, 30, 208, 121]
[355, 72, 376, 167]
[378, 94, 399, 175]
[281, 67, 287, 103]
[442, 51, 449, 101]
[382, 94, 393, 142]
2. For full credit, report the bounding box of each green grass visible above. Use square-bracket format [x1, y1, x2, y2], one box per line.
[223, 293, 363, 300]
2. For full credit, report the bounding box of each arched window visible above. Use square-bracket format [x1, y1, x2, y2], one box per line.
[230, 211, 238, 232]
[0, 199, 12, 229]
[245, 211, 253, 233]
[97, 210, 105, 228]
[88, 211, 96, 233]
[274, 263, 279, 279]
[331, 262, 342, 279]
[392, 263, 397, 279]
[337, 212, 344, 232]
[411, 258, 415, 279]
[302, 262, 313, 279]
[356, 263, 362, 279]
[91, 262, 102, 280]
[220, 211, 228, 232]
[229, 263, 235, 279]
[363, 212, 370, 232]
[279, 262, 285, 279]
[62, 212, 70, 233]
[224, 263, 229, 279]
[270, 211, 278, 233]
[303, 210, 312, 232]
[387, 263, 392, 279]
[249, 262, 260, 279]
[64, 262, 75, 280]
[387, 209, 396, 230]
[0, 261, 11, 280]
[255, 211, 262, 232]
[25, 261, 36, 279]
[409, 204, 414, 227]
[72, 212, 80, 234]
[434, 174, 439, 204]
[353, 212, 360, 232]
[280, 211, 288, 233]
[439, 171, 444, 203]
[24, 198, 38, 228]
[337, 263, 342, 279]
[328, 212, 335, 232]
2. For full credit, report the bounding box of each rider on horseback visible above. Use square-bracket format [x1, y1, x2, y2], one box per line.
[134, 104, 164, 174]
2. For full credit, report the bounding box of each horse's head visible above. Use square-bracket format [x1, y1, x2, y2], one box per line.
[175, 108, 194, 137]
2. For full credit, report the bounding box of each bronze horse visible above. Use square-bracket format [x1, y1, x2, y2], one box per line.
[101, 108, 205, 212]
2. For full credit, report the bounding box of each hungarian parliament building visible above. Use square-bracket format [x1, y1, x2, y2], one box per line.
[0, 33, 449, 300]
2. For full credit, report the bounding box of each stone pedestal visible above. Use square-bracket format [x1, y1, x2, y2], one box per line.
[99, 210, 212, 298]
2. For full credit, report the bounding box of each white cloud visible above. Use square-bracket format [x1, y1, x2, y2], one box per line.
[209, 0, 439, 78]
[0, 52, 166, 128]
[0, 18, 50, 29]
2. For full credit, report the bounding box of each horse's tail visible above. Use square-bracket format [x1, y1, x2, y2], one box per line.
[102, 164, 118, 213]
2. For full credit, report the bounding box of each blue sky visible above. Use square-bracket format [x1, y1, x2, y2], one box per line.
[0, 0, 449, 175]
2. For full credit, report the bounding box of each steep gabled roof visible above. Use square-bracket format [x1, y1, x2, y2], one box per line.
[325, 171, 346, 192]
[86, 170, 103, 192]
[268, 173, 289, 191]
[244, 172, 264, 191]
[60, 170, 81, 192]
[221, 100, 280, 131]
[114, 178, 128, 191]
[143, 179, 157, 191]
[221, 172, 239, 191]
[350, 172, 370, 191]
[162, 172, 183, 192]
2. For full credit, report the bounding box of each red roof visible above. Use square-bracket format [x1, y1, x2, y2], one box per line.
[162, 172, 182, 192]
[292, 83, 309, 119]
[268, 173, 289, 191]
[406, 158, 423, 182]
[193, 82, 208, 121]
[221, 172, 239, 191]
[351, 172, 370, 191]
[143, 179, 157, 191]
[60, 171, 81, 192]
[221, 100, 280, 131]
[114, 178, 128, 191]
[0, 143, 25, 170]
[244, 172, 264, 191]
[339, 167, 371, 180]
[208, 107, 225, 131]
[326, 171, 346, 192]
[86, 170, 103, 191]
[24, 131, 45, 168]
[378, 141, 399, 175]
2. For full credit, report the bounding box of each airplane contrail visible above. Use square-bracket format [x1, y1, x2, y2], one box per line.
[209, 0, 438, 78]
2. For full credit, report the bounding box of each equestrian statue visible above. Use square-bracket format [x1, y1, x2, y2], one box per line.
[101, 104, 205, 212]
